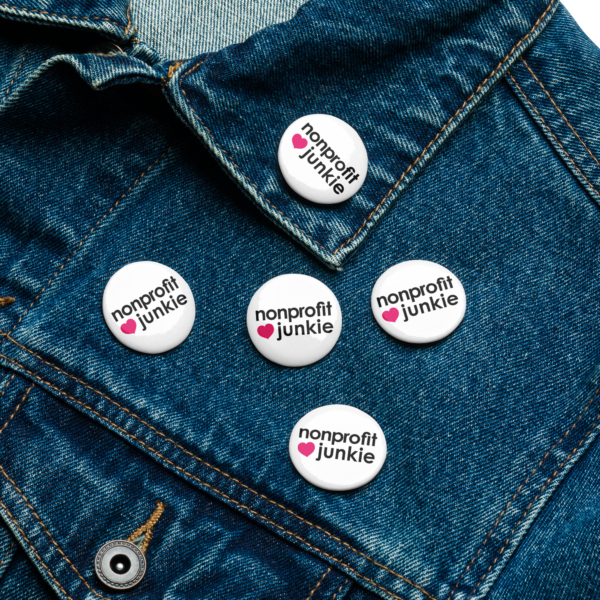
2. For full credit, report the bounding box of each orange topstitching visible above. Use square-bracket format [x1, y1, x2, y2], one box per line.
[0, 497, 78, 600]
[0, 357, 425, 600]
[174, 0, 554, 259]
[0, 542, 15, 567]
[507, 73, 600, 201]
[178, 63, 329, 255]
[6, 147, 172, 337]
[447, 383, 600, 599]
[448, 70, 600, 598]
[0, 463, 112, 600]
[306, 567, 332, 600]
[332, 0, 555, 256]
[332, 580, 349, 600]
[0, 332, 434, 598]
[0, 383, 32, 438]
[466, 406, 600, 599]
[521, 58, 600, 169]
[0, 373, 15, 399]
[0, 541, 14, 570]
[0, 46, 29, 106]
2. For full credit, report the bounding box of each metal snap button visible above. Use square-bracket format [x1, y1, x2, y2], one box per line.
[95, 540, 146, 590]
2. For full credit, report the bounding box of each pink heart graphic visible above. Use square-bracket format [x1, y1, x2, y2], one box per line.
[382, 308, 399, 323]
[257, 324, 274, 339]
[120, 319, 137, 334]
[292, 134, 308, 150]
[298, 442, 315, 457]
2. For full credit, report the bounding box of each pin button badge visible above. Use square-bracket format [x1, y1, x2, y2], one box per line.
[289, 405, 387, 491]
[102, 261, 195, 354]
[246, 274, 342, 367]
[278, 114, 368, 204]
[371, 260, 466, 343]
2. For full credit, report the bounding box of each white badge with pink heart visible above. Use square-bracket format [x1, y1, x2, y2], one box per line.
[289, 404, 387, 491]
[246, 274, 342, 367]
[278, 114, 368, 205]
[102, 261, 196, 354]
[371, 260, 466, 344]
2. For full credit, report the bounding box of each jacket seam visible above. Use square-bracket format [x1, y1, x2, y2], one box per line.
[306, 567, 332, 600]
[0, 3, 126, 31]
[520, 58, 600, 168]
[0, 363, 423, 600]
[332, 0, 555, 255]
[332, 580, 349, 600]
[4, 147, 172, 338]
[0, 464, 113, 599]
[0, 373, 15, 400]
[447, 382, 600, 599]
[506, 73, 600, 201]
[466, 408, 600, 599]
[0, 383, 32, 438]
[0, 46, 29, 107]
[0, 332, 433, 598]
[0, 540, 14, 570]
[0, 495, 82, 600]
[173, 0, 553, 260]
[178, 71, 329, 255]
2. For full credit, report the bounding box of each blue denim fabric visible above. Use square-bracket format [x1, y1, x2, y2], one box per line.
[0, 536, 55, 600]
[132, 0, 311, 60]
[0, 1, 599, 599]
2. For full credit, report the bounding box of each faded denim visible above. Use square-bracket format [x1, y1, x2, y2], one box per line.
[0, 1, 600, 599]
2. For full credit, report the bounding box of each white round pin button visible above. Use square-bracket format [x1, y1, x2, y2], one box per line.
[247, 274, 342, 367]
[278, 114, 368, 204]
[289, 405, 387, 491]
[371, 260, 466, 343]
[102, 261, 195, 354]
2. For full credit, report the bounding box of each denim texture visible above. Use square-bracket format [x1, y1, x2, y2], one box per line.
[0, 1, 599, 599]
[133, 0, 310, 60]
[0, 534, 55, 600]
[486, 419, 600, 600]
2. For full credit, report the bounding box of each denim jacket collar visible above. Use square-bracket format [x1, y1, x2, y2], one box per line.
[0, 0, 557, 269]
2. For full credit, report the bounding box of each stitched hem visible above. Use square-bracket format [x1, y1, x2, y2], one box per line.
[520, 59, 600, 169]
[0, 46, 29, 107]
[466, 408, 600, 599]
[2, 336, 599, 600]
[169, 0, 556, 268]
[0, 541, 14, 570]
[332, 580, 350, 600]
[447, 383, 600, 599]
[0, 3, 128, 38]
[506, 73, 600, 202]
[306, 567, 332, 600]
[0, 337, 434, 600]
[3, 147, 172, 340]
[0, 463, 113, 600]
[0, 376, 416, 600]
[0, 383, 32, 437]
[0, 496, 98, 600]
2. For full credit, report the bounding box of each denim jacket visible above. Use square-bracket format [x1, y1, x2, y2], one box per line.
[1, 0, 600, 599]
